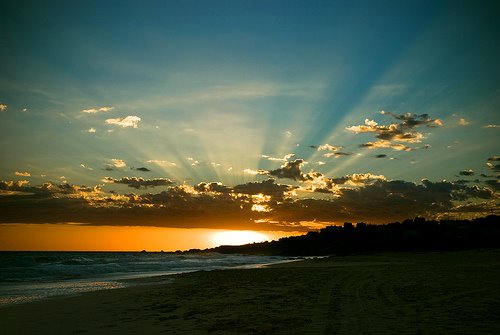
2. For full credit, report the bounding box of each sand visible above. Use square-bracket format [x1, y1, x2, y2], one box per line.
[1, 250, 500, 334]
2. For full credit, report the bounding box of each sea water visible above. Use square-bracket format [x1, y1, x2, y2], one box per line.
[0, 251, 286, 307]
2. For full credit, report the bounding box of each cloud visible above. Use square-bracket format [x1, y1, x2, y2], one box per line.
[323, 152, 352, 158]
[459, 118, 470, 126]
[80, 164, 94, 171]
[186, 157, 200, 166]
[484, 180, 499, 191]
[131, 167, 151, 172]
[0, 103, 7, 112]
[360, 141, 412, 151]
[0, 172, 496, 230]
[484, 124, 499, 128]
[102, 177, 173, 189]
[82, 106, 114, 113]
[105, 116, 141, 128]
[103, 159, 126, 171]
[15, 171, 31, 177]
[147, 160, 177, 167]
[243, 169, 268, 175]
[111, 159, 126, 168]
[486, 156, 500, 172]
[87, 127, 97, 133]
[233, 179, 296, 199]
[317, 144, 343, 152]
[268, 159, 309, 181]
[459, 169, 474, 176]
[316, 144, 351, 158]
[380, 111, 443, 128]
[194, 182, 231, 194]
[261, 153, 295, 162]
[347, 112, 443, 151]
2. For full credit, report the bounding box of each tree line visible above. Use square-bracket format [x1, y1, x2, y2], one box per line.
[210, 215, 500, 256]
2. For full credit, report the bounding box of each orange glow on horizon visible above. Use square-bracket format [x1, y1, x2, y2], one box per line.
[0, 224, 300, 252]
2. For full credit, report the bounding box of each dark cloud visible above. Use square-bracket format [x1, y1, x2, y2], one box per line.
[382, 112, 443, 129]
[459, 169, 474, 176]
[268, 159, 309, 181]
[0, 171, 497, 231]
[194, 182, 231, 194]
[347, 112, 443, 151]
[233, 179, 296, 199]
[323, 152, 352, 158]
[484, 180, 499, 191]
[131, 167, 151, 172]
[487, 156, 500, 172]
[267, 179, 496, 225]
[103, 177, 173, 189]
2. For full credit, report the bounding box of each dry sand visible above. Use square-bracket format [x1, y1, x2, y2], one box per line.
[1, 250, 500, 334]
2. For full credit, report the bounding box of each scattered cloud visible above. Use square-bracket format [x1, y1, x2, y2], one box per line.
[317, 144, 352, 158]
[317, 144, 343, 152]
[15, 171, 31, 177]
[484, 124, 499, 128]
[323, 152, 352, 158]
[360, 141, 412, 151]
[347, 112, 443, 151]
[0, 103, 7, 112]
[105, 116, 141, 128]
[186, 157, 200, 166]
[87, 127, 97, 133]
[459, 118, 470, 126]
[82, 106, 114, 113]
[102, 177, 173, 189]
[104, 159, 126, 171]
[111, 159, 126, 168]
[80, 164, 94, 171]
[284, 131, 293, 138]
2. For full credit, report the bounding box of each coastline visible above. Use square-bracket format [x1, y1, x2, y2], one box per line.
[1, 250, 500, 334]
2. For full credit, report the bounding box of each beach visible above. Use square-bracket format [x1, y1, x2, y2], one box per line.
[2, 250, 500, 334]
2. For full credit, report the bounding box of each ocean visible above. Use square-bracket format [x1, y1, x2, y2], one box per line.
[0, 251, 287, 307]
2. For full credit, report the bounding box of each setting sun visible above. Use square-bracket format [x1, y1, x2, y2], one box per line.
[211, 230, 270, 247]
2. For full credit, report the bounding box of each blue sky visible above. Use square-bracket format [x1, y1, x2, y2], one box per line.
[0, 0, 499, 232]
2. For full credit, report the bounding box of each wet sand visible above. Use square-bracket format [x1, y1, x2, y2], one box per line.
[2, 250, 500, 334]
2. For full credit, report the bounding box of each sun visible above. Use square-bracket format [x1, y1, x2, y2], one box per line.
[210, 230, 269, 247]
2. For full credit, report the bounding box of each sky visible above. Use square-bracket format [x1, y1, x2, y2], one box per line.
[0, 0, 499, 251]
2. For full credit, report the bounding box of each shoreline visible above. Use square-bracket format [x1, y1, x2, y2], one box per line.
[2, 249, 500, 334]
[0, 253, 291, 308]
